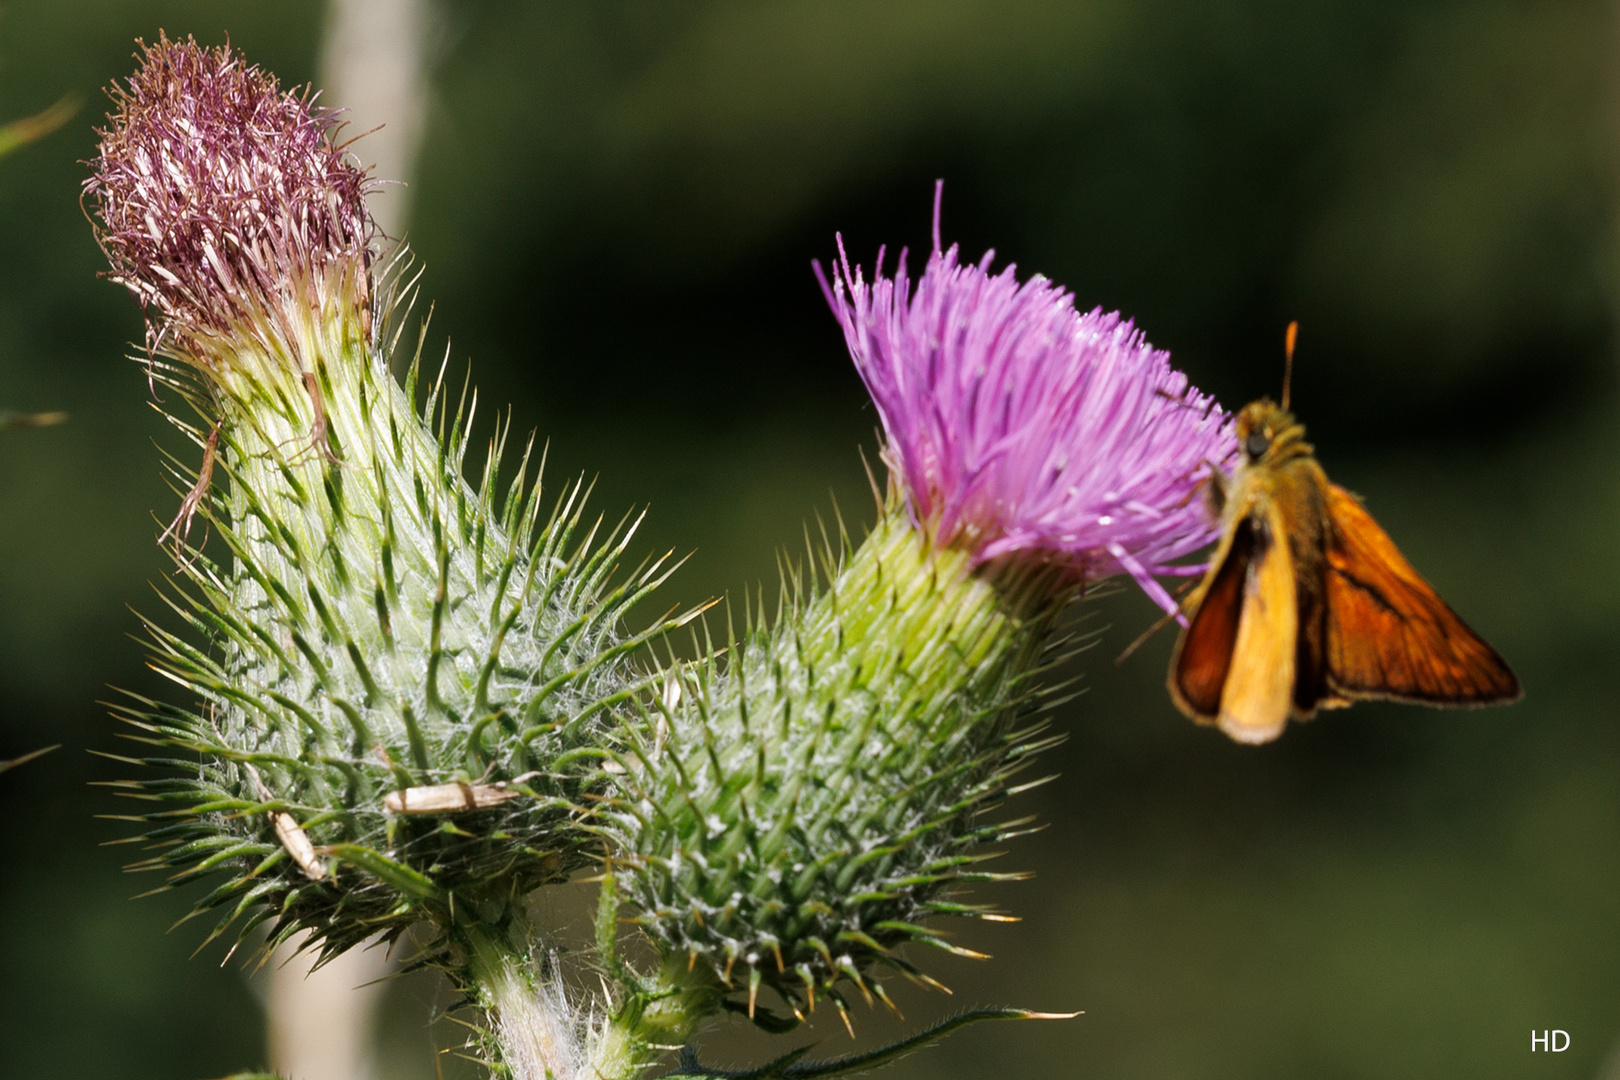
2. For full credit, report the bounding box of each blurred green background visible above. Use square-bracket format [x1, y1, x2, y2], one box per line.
[0, 0, 1616, 1077]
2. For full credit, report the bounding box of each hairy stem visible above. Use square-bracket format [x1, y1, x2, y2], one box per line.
[467, 926, 584, 1080]
[465, 913, 721, 1080]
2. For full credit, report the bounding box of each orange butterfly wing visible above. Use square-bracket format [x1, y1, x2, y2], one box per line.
[1322, 484, 1521, 705]
[1215, 502, 1298, 743]
[1170, 501, 1299, 743]
[1170, 518, 1251, 720]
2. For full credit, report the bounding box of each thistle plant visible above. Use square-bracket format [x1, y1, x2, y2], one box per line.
[87, 38, 1236, 1080]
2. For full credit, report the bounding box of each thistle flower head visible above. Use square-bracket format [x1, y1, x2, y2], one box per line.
[87, 35, 694, 975]
[819, 186, 1236, 613]
[85, 33, 374, 370]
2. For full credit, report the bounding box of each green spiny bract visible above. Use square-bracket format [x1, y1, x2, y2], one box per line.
[598, 498, 1073, 1028]
[88, 36, 684, 965]
[111, 300, 680, 963]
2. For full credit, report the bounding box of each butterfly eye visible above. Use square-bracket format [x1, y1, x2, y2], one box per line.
[1245, 432, 1271, 458]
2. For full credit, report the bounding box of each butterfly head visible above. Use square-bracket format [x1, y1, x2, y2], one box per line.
[1235, 398, 1311, 467]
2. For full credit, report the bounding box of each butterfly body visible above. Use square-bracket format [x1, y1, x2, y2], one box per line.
[1169, 398, 1520, 744]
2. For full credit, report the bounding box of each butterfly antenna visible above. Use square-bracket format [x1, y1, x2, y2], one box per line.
[1281, 320, 1299, 411]
[1114, 579, 1200, 666]
[1114, 609, 1177, 665]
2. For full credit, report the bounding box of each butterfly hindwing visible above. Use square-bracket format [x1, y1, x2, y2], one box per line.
[1322, 484, 1520, 705]
[1170, 517, 1251, 720]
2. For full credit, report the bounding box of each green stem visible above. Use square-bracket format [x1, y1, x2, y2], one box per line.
[585, 954, 724, 1080]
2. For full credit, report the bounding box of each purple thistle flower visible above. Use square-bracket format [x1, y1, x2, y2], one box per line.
[817, 184, 1238, 617]
[85, 33, 375, 370]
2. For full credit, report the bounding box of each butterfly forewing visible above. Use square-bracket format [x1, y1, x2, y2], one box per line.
[1322, 484, 1521, 705]
[1215, 503, 1297, 743]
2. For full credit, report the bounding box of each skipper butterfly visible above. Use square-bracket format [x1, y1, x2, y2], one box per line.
[1168, 324, 1521, 743]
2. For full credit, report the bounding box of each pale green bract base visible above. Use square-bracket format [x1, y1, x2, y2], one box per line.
[549, 507, 1076, 1078]
[112, 283, 682, 966]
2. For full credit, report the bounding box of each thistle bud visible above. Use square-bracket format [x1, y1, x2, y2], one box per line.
[89, 35, 678, 966]
[602, 509, 1064, 1034]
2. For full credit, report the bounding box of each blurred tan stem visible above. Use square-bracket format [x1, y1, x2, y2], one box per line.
[319, 0, 435, 239]
[258, 5, 435, 1075]
[266, 934, 394, 1080]
[0, 95, 76, 159]
[0, 410, 67, 431]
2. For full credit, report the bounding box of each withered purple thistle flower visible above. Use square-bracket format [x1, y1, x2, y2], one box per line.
[85, 33, 375, 374]
[819, 185, 1237, 615]
[86, 36, 696, 1080]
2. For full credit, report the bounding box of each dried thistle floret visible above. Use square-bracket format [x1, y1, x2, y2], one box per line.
[86, 33, 375, 370]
